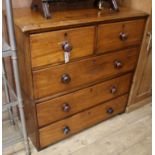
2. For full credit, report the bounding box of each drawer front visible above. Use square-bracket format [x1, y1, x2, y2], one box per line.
[30, 26, 95, 68]
[37, 73, 132, 127]
[97, 19, 145, 53]
[39, 95, 128, 148]
[33, 48, 138, 99]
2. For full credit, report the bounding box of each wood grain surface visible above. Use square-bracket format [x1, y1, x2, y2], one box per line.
[15, 26, 40, 149]
[37, 73, 132, 127]
[33, 48, 139, 99]
[97, 19, 145, 52]
[12, 7, 148, 33]
[30, 26, 95, 68]
[39, 95, 128, 148]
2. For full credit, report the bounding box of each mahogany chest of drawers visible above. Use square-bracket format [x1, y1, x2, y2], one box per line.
[13, 7, 147, 150]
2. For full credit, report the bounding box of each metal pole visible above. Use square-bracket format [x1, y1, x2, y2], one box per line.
[11, 52, 31, 155]
[5, 0, 30, 154]
[5, 0, 16, 50]
[2, 60, 15, 125]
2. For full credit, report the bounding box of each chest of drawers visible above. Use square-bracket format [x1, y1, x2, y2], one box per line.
[13, 7, 147, 150]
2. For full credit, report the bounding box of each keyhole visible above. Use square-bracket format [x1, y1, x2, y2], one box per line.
[64, 32, 68, 37]
[122, 24, 125, 32]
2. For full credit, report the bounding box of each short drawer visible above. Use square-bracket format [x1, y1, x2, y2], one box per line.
[37, 73, 132, 127]
[33, 48, 138, 99]
[97, 19, 145, 53]
[39, 95, 128, 148]
[30, 26, 95, 68]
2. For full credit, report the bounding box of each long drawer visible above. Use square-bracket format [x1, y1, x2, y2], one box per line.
[97, 19, 145, 53]
[30, 26, 95, 68]
[39, 95, 128, 148]
[33, 48, 138, 99]
[37, 73, 132, 127]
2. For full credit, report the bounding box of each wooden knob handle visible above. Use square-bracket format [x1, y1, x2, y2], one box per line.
[63, 126, 70, 135]
[110, 86, 117, 94]
[62, 103, 71, 112]
[114, 60, 123, 69]
[62, 42, 73, 52]
[119, 32, 128, 41]
[107, 108, 114, 114]
[61, 74, 71, 84]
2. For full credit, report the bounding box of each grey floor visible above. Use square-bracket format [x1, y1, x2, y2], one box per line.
[3, 103, 152, 155]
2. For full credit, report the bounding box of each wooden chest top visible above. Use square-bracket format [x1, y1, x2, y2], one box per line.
[13, 7, 148, 33]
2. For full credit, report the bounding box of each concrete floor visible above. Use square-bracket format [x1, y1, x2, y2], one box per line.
[3, 103, 152, 155]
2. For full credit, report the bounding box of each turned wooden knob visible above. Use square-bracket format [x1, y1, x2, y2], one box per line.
[61, 74, 71, 84]
[63, 126, 70, 135]
[62, 42, 73, 52]
[114, 60, 123, 69]
[62, 103, 71, 112]
[110, 86, 117, 94]
[119, 32, 128, 41]
[107, 108, 114, 114]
